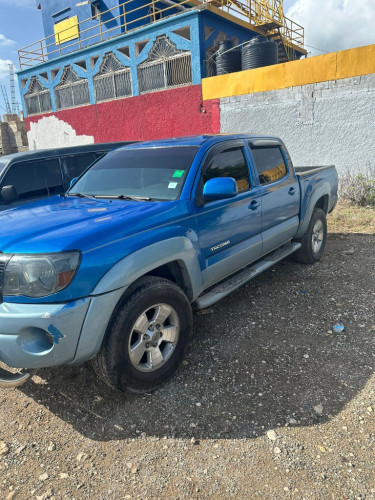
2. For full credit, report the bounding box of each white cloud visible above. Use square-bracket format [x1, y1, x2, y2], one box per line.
[287, 0, 375, 56]
[0, 34, 16, 47]
[0, 58, 13, 81]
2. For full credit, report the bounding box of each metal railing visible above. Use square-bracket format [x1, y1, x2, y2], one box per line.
[54, 67, 90, 110]
[18, 0, 197, 69]
[138, 52, 192, 93]
[94, 68, 133, 101]
[18, 0, 304, 69]
[213, 0, 304, 51]
[215, 0, 284, 26]
[24, 77, 52, 115]
[24, 90, 52, 115]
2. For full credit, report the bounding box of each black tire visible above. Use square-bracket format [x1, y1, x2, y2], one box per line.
[293, 208, 327, 264]
[92, 276, 192, 393]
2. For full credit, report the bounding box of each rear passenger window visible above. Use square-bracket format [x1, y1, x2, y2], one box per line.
[64, 153, 99, 180]
[203, 147, 250, 194]
[0, 159, 63, 201]
[250, 146, 287, 185]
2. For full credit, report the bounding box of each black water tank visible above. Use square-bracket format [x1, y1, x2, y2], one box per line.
[242, 35, 278, 70]
[215, 40, 241, 76]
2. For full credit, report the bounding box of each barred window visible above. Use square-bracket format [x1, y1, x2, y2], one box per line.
[54, 66, 90, 110]
[24, 77, 52, 115]
[137, 36, 192, 94]
[93, 52, 132, 102]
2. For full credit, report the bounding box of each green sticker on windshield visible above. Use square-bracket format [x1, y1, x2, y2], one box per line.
[172, 169, 185, 178]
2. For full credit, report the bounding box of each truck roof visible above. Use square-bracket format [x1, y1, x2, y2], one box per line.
[0, 141, 135, 164]
[118, 134, 278, 150]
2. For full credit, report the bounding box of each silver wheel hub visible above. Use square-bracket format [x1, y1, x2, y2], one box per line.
[311, 219, 324, 254]
[128, 304, 179, 373]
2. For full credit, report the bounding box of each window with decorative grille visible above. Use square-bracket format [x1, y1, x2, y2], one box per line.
[93, 52, 132, 102]
[24, 77, 52, 115]
[137, 36, 192, 94]
[54, 66, 90, 110]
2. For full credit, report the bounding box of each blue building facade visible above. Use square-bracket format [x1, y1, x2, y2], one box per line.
[18, 1, 305, 118]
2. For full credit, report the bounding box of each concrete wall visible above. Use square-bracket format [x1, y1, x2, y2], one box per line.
[21, 40, 375, 176]
[201, 44, 375, 176]
[0, 115, 28, 155]
[219, 73, 375, 175]
[25, 85, 220, 148]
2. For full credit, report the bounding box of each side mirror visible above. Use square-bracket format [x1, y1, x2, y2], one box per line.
[1, 185, 18, 204]
[69, 177, 78, 189]
[203, 177, 238, 201]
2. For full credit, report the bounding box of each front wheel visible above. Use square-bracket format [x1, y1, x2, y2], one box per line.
[92, 276, 192, 393]
[293, 208, 327, 264]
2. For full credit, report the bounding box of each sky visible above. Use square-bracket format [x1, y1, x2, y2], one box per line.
[0, 0, 375, 114]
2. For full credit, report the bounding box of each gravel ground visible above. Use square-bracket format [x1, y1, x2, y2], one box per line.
[0, 203, 374, 500]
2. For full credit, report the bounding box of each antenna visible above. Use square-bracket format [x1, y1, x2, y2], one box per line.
[1, 85, 11, 114]
[9, 64, 16, 114]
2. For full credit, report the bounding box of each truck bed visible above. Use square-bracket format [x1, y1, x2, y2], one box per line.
[295, 165, 338, 215]
[294, 165, 335, 175]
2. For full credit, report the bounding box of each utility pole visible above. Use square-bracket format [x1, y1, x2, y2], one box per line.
[9, 64, 16, 114]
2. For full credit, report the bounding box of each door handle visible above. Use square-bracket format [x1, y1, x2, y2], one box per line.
[288, 187, 296, 195]
[249, 200, 260, 210]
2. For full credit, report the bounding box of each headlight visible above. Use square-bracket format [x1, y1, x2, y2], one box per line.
[3, 252, 80, 298]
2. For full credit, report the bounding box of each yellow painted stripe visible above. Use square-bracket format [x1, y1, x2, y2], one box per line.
[202, 44, 375, 101]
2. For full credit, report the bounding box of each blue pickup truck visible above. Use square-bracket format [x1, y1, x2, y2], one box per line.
[0, 134, 338, 392]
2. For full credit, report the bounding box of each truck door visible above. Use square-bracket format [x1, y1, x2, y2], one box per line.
[194, 141, 262, 289]
[249, 141, 300, 254]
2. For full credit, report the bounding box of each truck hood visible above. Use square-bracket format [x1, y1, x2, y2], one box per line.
[0, 196, 190, 254]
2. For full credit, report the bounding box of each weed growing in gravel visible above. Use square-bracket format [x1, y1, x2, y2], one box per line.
[340, 164, 375, 206]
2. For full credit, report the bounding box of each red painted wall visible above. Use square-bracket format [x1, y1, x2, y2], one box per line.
[25, 85, 220, 141]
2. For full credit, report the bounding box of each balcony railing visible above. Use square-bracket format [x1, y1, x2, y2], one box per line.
[18, 0, 197, 69]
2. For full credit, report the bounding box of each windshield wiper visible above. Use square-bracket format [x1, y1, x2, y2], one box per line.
[93, 194, 152, 201]
[66, 192, 97, 200]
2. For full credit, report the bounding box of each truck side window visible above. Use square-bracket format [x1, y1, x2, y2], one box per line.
[0, 159, 63, 201]
[64, 153, 99, 181]
[203, 147, 250, 193]
[250, 146, 287, 185]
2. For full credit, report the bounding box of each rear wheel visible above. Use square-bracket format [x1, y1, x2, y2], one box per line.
[293, 208, 327, 264]
[92, 276, 192, 393]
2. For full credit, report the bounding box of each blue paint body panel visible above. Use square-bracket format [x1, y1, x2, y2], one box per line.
[0, 134, 338, 369]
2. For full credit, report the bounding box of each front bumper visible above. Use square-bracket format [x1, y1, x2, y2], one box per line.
[0, 300, 90, 369]
[0, 287, 126, 370]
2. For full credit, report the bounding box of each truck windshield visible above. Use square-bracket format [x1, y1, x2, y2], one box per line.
[0, 162, 7, 177]
[69, 146, 199, 201]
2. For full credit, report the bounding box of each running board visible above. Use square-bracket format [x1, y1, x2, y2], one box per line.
[195, 242, 301, 309]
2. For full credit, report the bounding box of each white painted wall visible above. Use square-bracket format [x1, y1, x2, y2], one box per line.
[220, 74, 375, 176]
[27, 115, 94, 150]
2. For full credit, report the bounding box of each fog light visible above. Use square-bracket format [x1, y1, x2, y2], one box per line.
[18, 327, 55, 355]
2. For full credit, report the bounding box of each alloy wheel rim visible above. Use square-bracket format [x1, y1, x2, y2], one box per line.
[311, 219, 324, 254]
[128, 303, 180, 372]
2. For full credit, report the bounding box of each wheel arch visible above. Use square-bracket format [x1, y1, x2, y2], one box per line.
[314, 194, 329, 214]
[144, 260, 194, 301]
[295, 183, 331, 238]
[92, 236, 202, 300]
